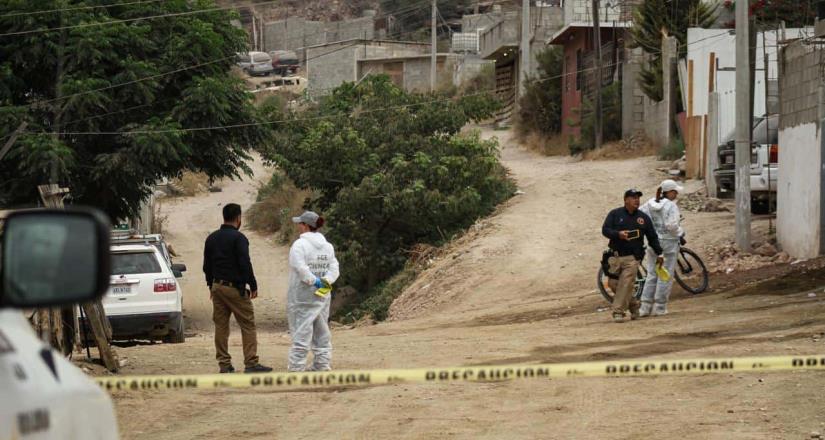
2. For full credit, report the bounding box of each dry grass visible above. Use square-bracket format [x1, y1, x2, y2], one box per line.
[519, 131, 570, 156]
[170, 172, 211, 196]
[582, 135, 658, 161]
[151, 199, 168, 235]
[246, 173, 310, 244]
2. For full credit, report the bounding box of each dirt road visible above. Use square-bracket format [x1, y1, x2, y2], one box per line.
[109, 130, 825, 439]
[160, 157, 290, 333]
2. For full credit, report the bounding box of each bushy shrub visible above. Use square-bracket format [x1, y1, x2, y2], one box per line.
[658, 136, 685, 160]
[261, 75, 513, 315]
[246, 171, 309, 244]
[515, 47, 564, 138]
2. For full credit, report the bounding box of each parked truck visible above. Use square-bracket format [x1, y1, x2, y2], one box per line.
[713, 114, 778, 214]
[268, 50, 300, 76]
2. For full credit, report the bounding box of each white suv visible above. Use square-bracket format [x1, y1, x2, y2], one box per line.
[81, 244, 185, 343]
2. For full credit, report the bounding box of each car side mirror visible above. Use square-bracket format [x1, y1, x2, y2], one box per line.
[1, 208, 111, 308]
[171, 263, 187, 273]
[172, 270, 183, 279]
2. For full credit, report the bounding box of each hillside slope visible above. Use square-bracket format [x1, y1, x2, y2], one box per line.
[218, 0, 379, 22]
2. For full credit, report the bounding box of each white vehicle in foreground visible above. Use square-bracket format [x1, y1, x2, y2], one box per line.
[0, 208, 119, 439]
[82, 243, 186, 343]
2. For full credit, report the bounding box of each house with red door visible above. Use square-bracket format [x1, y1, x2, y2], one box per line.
[547, 0, 645, 145]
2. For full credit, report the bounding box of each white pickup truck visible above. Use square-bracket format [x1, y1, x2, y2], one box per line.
[713, 114, 778, 213]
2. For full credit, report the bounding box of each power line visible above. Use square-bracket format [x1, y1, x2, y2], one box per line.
[53, 22, 443, 127]
[0, 55, 236, 111]
[0, 0, 286, 37]
[0, 0, 165, 18]
[32, 60, 620, 137]
[0, 3, 436, 112]
[0, 0, 432, 40]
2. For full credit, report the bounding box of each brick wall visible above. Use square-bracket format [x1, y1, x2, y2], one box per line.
[779, 42, 821, 130]
[777, 40, 824, 259]
[264, 16, 375, 53]
[307, 43, 360, 97]
[307, 41, 430, 97]
[622, 48, 646, 138]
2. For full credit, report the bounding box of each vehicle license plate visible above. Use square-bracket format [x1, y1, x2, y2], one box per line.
[112, 286, 131, 295]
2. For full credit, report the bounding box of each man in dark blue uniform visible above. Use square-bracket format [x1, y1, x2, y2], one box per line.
[203, 203, 272, 373]
[602, 189, 664, 323]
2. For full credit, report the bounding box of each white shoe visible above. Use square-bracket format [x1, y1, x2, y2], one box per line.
[639, 303, 652, 317]
[652, 304, 668, 316]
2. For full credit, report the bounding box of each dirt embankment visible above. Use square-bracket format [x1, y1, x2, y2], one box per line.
[107, 130, 825, 440]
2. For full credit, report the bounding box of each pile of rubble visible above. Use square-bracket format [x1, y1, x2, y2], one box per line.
[679, 188, 730, 213]
[669, 155, 686, 177]
[703, 241, 791, 274]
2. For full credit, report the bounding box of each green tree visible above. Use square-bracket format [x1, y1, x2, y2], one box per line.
[629, 0, 716, 101]
[516, 46, 564, 136]
[262, 75, 512, 297]
[0, 0, 266, 219]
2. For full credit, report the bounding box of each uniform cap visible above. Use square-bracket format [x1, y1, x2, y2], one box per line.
[624, 188, 643, 198]
[292, 211, 320, 228]
[660, 179, 684, 193]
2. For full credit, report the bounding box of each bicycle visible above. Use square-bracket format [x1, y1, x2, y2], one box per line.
[597, 247, 709, 303]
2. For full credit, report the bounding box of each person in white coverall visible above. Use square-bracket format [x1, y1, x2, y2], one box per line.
[287, 211, 340, 372]
[639, 179, 685, 317]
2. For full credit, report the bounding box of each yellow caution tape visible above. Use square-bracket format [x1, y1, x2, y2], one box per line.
[95, 355, 825, 393]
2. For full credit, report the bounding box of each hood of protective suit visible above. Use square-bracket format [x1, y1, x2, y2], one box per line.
[646, 198, 666, 212]
[287, 232, 340, 304]
[300, 232, 329, 249]
[640, 197, 683, 243]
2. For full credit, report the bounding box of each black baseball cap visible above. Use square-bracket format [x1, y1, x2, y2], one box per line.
[624, 188, 643, 198]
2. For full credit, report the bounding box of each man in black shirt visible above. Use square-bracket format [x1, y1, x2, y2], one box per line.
[602, 189, 664, 323]
[203, 203, 272, 373]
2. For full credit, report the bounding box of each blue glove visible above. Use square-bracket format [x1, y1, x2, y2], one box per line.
[313, 277, 323, 288]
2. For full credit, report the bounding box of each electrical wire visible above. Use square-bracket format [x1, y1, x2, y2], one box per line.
[0, 0, 166, 18]
[0, 0, 284, 37]
[54, 21, 446, 127]
[0, 2, 437, 111]
[30, 61, 621, 137]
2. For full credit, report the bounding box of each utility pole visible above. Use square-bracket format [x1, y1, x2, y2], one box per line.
[735, 0, 752, 250]
[519, 0, 531, 98]
[283, 12, 289, 50]
[252, 15, 258, 51]
[431, 0, 437, 92]
[591, 0, 603, 149]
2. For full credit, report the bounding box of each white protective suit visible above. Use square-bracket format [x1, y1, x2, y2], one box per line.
[639, 197, 683, 315]
[287, 232, 340, 371]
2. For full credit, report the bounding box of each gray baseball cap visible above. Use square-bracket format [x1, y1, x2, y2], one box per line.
[292, 211, 320, 228]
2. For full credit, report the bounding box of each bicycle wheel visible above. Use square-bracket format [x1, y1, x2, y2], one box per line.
[597, 267, 615, 303]
[674, 247, 709, 294]
[597, 266, 647, 303]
